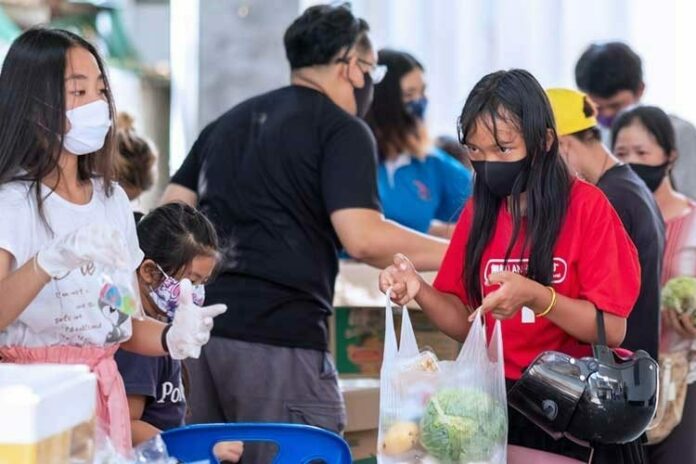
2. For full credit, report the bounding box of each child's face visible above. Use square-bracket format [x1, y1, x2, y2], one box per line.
[175, 255, 217, 286]
[64, 46, 108, 113]
[464, 116, 527, 164]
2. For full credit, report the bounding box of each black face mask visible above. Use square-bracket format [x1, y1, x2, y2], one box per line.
[471, 159, 527, 198]
[353, 72, 374, 118]
[629, 162, 669, 192]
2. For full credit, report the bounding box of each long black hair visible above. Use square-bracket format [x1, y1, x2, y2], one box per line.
[457, 69, 571, 306]
[365, 49, 424, 160]
[0, 28, 117, 221]
[137, 202, 220, 277]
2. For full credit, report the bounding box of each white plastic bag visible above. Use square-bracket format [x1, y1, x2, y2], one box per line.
[377, 291, 507, 464]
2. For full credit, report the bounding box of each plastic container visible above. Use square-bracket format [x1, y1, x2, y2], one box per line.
[0, 363, 97, 464]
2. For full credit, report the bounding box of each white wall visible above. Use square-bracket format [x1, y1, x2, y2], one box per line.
[315, 0, 696, 139]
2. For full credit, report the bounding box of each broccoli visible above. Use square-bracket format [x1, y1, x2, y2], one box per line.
[420, 388, 506, 463]
[662, 276, 696, 324]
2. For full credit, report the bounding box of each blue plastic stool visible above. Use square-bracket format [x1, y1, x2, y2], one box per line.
[161, 423, 352, 464]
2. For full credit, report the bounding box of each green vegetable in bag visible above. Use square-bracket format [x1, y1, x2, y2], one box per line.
[662, 276, 696, 324]
[420, 388, 506, 463]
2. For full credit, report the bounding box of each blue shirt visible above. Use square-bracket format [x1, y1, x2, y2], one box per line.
[378, 148, 472, 233]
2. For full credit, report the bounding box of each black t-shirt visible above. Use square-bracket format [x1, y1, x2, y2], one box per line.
[597, 164, 665, 359]
[170, 86, 381, 351]
[114, 349, 186, 431]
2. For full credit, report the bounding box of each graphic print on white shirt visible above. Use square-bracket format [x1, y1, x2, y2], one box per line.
[0, 179, 143, 347]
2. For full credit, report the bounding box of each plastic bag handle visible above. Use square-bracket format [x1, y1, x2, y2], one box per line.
[383, 289, 398, 362]
[383, 289, 420, 362]
[455, 307, 485, 364]
[398, 302, 419, 359]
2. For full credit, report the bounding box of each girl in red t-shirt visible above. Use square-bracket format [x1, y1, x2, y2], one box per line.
[379, 70, 642, 462]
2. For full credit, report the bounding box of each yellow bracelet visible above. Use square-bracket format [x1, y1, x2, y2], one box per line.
[537, 286, 557, 318]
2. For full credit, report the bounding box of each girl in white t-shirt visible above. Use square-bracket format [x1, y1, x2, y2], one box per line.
[0, 28, 226, 454]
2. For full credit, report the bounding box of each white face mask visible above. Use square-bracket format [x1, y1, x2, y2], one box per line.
[63, 100, 112, 155]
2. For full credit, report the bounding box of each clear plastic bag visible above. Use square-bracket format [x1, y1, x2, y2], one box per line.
[378, 292, 507, 464]
[132, 435, 178, 464]
[99, 266, 145, 320]
[92, 428, 177, 464]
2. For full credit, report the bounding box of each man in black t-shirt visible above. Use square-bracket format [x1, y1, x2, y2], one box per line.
[161, 5, 448, 462]
[548, 88, 665, 360]
[547, 87, 664, 464]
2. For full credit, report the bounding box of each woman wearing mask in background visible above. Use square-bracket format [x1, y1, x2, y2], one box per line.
[380, 69, 644, 462]
[114, 112, 157, 222]
[613, 106, 696, 464]
[365, 49, 472, 238]
[0, 28, 225, 453]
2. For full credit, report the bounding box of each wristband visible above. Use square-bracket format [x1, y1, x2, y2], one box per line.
[161, 324, 172, 353]
[537, 286, 557, 318]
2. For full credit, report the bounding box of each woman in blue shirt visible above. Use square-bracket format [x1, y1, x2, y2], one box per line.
[365, 49, 472, 238]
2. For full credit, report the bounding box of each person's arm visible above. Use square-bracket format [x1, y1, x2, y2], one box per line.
[378, 253, 626, 346]
[0, 251, 50, 330]
[161, 121, 216, 207]
[160, 184, 197, 207]
[323, 121, 449, 270]
[122, 280, 227, 359]
[479, 271, 627, 347]
[538, 290, 626, 347]
[0, 224, 130, 330]
[427, 220, 455, 239]
[127, 394, 161, 446]
[213, 442, 244, 463]
[414, 282, 471, 341]
[379, 254, 472, 341]
[331, 209, 447, 271]
[120, 317, 168, 356]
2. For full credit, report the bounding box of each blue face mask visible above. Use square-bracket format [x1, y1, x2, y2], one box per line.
[405, 97, 428, 120]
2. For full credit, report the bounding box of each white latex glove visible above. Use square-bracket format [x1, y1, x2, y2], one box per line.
[166, 279, 227, 360]
[37, 223, 130, 278]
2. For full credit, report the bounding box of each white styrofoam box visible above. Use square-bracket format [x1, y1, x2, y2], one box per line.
[0, 363, 96, 444]
[340, 377, 380, 433]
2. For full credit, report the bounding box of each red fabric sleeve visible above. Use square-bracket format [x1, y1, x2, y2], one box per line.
[433, 202, 473, 306]
[576, 189, 641, 317]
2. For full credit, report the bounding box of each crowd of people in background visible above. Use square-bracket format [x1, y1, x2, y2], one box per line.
[0, 3, 695, 464]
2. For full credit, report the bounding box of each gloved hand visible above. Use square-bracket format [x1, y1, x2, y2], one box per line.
[166, 279, 227, 360]
[36, 223, 130, 278]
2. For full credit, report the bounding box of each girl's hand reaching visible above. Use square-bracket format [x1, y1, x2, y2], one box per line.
[378, 254, 423, 306]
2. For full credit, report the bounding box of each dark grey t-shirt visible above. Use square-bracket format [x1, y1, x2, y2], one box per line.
[115, 349, 186, 431]
[597, 164, 665, 359]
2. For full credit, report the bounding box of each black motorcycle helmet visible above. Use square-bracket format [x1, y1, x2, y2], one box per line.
[508, 311, 658, 445]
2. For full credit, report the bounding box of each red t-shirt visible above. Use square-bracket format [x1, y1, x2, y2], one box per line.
[433, 179, 641, 379]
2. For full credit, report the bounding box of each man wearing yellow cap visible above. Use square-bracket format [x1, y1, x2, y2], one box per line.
[547, 87, 664, 363]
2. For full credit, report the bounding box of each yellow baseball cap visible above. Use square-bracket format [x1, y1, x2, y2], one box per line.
[546, 88, 597, 136]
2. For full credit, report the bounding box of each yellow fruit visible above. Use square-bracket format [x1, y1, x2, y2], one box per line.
[381, 421, 420, 455]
